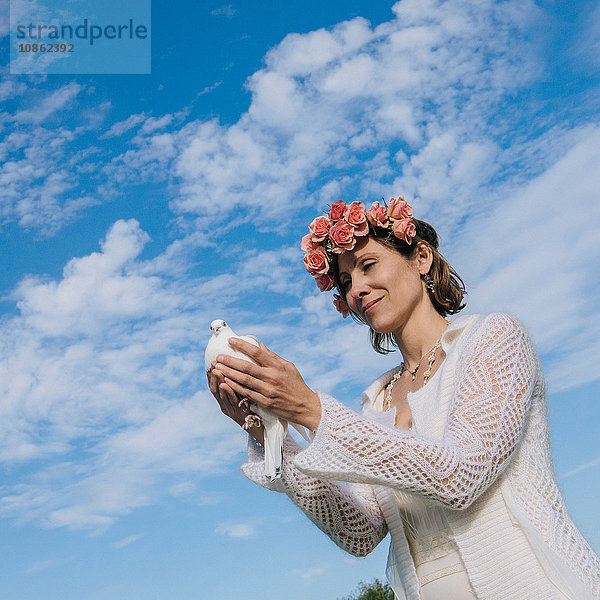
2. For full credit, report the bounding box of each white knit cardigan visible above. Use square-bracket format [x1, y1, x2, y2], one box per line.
[242, 313, 600, 599]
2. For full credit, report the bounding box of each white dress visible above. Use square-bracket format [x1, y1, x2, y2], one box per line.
[242, 313, 600, 599]
[372, 384, 477, 599]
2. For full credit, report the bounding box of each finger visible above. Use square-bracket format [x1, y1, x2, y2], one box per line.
[257, 341, 287, 367]
[259, 342, 277, 357]
[208, 371, 220, 397]
[227, 338, 278, 367]
[217, 370, 241, 403]
[213, 362, 266, 395]
[214, 354, 261, 377]
[219, 381, 239, 407]
[223, 375, 266, 408]
[213, 370, 238, 407]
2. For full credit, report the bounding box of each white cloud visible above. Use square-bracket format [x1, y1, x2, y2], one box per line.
[16, 219, 157, 336]
[15, 83, 82, 124]
[290, 566, 327, 583]
[569, 2, 600, 71]
[100, 113, 147, 139]
[0, 0, 573, 239]
[197, 81, 223, 96]
[453, 125, 600, 390]
[215, 520, 257, 538]
[0, 83, 106, 234]
[111, 534, 144, 549]
[26, 558, 56, 573]
[140, 114, 175, 135]
[0, 77, 28, 102]
[102, 130, 177, 187]
[167, 0, 545, 229]
[0, 88, 177, 235]
[562, 456, 600, 480]
[210, 5, 236, 19]
[0, 220, 247, 529]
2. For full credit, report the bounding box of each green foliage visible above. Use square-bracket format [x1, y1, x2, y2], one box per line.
[340, 578, 395, 600]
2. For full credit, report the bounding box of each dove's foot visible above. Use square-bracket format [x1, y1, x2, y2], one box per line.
[242, 414, 262, 431]
[238, 398, 250, 411]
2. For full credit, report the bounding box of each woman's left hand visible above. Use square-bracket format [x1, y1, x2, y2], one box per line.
[211, 338, 322, 432]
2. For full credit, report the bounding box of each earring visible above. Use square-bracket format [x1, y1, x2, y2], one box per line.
[423, 273, 435, 294]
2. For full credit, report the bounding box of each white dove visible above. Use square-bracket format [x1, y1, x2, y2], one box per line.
[205, 319, 308, 481]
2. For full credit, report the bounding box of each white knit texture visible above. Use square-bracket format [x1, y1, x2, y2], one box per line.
[242, 434, 388, 556]
[242, 313, 600, 599]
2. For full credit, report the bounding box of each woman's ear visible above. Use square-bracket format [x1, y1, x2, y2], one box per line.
[415, 241, 434, 274]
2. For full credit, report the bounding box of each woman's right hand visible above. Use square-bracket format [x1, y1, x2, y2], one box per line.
[207, 368, 265, 446]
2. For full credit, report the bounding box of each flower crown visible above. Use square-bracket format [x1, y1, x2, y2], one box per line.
[301, 196, 415, 317]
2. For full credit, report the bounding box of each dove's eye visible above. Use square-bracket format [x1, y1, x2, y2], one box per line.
[222, 321, 227, 327]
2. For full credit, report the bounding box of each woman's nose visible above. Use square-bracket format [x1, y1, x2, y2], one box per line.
[349, 276, 369, 300]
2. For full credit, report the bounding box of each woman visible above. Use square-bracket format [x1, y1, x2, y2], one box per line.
[207, 196, 600, 600]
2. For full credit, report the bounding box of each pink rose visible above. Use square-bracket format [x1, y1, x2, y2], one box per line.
[303, 247, 329, 275]
[366, 201, 390, 228]
[346, 201, 367, 227]
[309, 215, 331, 242]
[301, 233, 320, 252]
[333, 293, 350, 318]
[346, 201, 369, 237]
[314, 273, 334, 292]
[329, 220, 357, 253]
[392, 218, 416, 244]
[352, 220, 369, 236]
[328, 199, 347, 222]
[388, 196, 413, 220]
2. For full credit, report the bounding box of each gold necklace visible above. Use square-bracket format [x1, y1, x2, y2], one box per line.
[384, 338, 442, 411]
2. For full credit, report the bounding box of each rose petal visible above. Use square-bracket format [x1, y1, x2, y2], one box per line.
[333, 293, 350, 318]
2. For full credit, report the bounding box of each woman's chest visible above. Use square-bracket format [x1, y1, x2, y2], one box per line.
[376, 359, 456, 439]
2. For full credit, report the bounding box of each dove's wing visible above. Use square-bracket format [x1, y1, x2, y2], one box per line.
[224, 342, 258, 365]
[205, 336, 219, 372]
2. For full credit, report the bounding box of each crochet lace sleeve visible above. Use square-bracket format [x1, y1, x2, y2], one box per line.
[294, 313, 537, 510]
[241, 434, 388, 556]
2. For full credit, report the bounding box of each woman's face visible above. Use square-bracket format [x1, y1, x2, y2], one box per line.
[337, 236, 427, 334]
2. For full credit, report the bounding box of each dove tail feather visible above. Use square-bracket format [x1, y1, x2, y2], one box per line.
[263, 419, 286, 481]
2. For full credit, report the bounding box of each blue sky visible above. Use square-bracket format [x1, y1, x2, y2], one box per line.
[1, 0, 599, 598]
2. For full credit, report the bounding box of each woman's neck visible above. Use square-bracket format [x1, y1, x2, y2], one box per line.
[392, 305, 449, 368]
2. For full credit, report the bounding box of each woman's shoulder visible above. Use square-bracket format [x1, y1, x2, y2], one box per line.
[437, 312, 522, 351]
[451, 311, 524, 330]
[455, 312, 536, 362]
[467, 312, 529, 339]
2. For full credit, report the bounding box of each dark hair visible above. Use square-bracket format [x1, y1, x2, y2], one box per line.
[331, 219, 467, 354]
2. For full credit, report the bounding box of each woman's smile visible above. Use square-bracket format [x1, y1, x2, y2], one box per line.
[363, 297, 382, 315]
